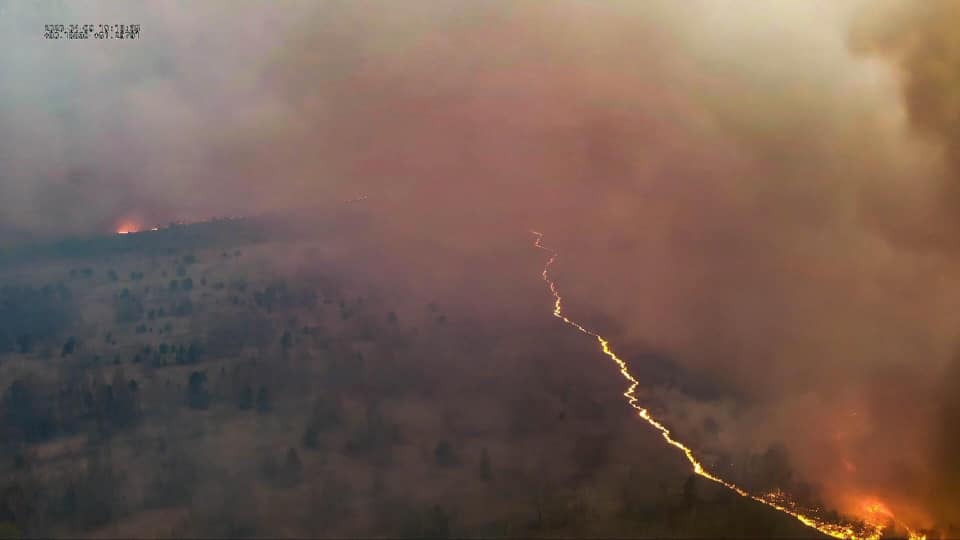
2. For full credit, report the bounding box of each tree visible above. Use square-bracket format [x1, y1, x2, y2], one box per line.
[572, 435, 610, 481]
[15, 335, 31, 354]
[186, 371, 210, 410]
[64, 449, 121, 530]
[106, 369, 139, 428]
[144, 452, 198, 509]
[0, 483, 33, 535]
[0, 286, 74, 349]
[4, 379, 56, 442]
[0, 521, 21, 539]
[479, 448, 492, 482]
[237, 384, 253, 410]
[433, 440, 458, 467]
[306, 474, 353, 533]
[113, 293, 143, 323]
[0, 331, 13, 355]
[283, 448, 302, 487]
[748, 443, 794, 492]
[185, 341, 202, 364]
[425, 505, 451, 538]
[256, 385, 271, 413]
[302, 424, 320, 450]
[307, 394, 342, 432]
[61, 337, 77, 357]
[683, 474, 700, 510]
[174, 298, 193, 316]
[343, 402, 398, 465]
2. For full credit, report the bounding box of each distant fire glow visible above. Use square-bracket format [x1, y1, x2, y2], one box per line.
[114, 218, 158, 235]
[115, 221, 141, 235]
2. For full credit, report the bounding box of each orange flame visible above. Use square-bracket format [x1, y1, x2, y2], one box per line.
[114, 219, 142, 235]
[862, 499, 894, 524]
[114, 218, 160, 235]
[530, 231, 925, 540]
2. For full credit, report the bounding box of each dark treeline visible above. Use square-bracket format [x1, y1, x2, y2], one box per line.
[0, 204, 370, 268]
[0, 218, 267, 267]
[2, 369, 142, 444]
[0, 285, 75, 355]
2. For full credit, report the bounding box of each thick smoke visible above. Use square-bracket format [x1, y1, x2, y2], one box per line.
[2, 0, 959, 530]
[850, 0, 960, 526]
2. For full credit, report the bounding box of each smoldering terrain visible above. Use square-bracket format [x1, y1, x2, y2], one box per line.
[2, 0, 960, 538]
[0, 210, 829, 538]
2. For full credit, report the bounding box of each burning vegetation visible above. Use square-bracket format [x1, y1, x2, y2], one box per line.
[3, 0, 960, 537]
[532, 232, 928, 540]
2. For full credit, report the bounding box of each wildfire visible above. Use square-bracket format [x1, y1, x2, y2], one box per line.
[115, 220, 141, 235]
[114, 219, 161, 235]
[862, 499, 894, 525]
[530, 231, 926, 540]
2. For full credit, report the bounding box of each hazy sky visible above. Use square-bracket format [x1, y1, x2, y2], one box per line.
[2, 0, 959, 531]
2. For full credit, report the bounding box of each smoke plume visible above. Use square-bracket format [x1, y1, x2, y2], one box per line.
[2, 0, 959, 530]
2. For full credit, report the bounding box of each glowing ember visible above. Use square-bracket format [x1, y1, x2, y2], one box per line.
[530, 230, 925, 540]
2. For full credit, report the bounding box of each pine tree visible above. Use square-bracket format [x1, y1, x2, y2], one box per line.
[256, 385, 271, 413]
[480, 447, 492, 481]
